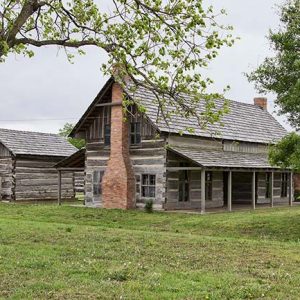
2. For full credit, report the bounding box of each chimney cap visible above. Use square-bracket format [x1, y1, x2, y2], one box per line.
[254, 97, 267, 110]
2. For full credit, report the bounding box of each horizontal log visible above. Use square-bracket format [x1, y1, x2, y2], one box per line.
[15, 172, 74, 179]
[133, 166, 166, 173]
[86, 160, 107, 167]
[0, 164, 13, 170]
[16, 178, 73, 186]
[86, 151, 109, 158]
[15, 173, 59, 180]
[130, 148, 166, 156]
[0, 158, 13, 164]
[16, 184, 73, 192]
[15, 191, 74, 198]
[16, 160, 56, 168]
[0, 187, 13, 195]
[86, 143, 109, 151]
[74, 171, 84, 176]
[132, 158, 165, 166]
[16, 167, 58, 174]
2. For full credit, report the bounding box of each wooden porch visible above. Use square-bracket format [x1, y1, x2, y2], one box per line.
[167, 201, 300, 215]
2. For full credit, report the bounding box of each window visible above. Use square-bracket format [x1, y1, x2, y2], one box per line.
[104, 124, 111, 145]
[141, 174, 156, 198]
[205, 172, 213, 201]
[130, 122, 141, 145]
[93, 171, 104, 196]
[281, 173, 288, 197]
[179, 170, 189, 202]
[266, 173, 271, 198]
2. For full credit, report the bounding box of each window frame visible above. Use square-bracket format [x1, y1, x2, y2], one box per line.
[265, 172, 271, 199]
[205, 171, 213, 201]
[93, 170, 104, 196]
[178, 169, 190, 202]
[130, 122, 141, 145]
[141, 174, 156, 199]
[281, 173, 288, 198]
[104, 123, 111, 146]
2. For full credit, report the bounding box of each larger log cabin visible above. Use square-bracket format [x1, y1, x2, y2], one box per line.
[63, 77, 293, 211]
[0, 128, 77, 202]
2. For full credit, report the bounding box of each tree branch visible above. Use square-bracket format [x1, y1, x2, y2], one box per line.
[14, 37, 98, 48]
[6, 0, 46, 43]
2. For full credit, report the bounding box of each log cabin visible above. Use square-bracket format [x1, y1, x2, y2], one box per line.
[64, 77, 293, 212]
[0, 128, 77, 202]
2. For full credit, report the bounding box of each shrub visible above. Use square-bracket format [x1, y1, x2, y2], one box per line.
[145, 200, 153, 213]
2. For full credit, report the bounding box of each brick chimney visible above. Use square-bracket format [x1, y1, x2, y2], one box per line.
[101, 82, 136, 209]
[254, 97, 267, 110]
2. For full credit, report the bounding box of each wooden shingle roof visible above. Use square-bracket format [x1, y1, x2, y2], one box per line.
[71, 78, 287, 145]
[169, 146, 279, 169]
[126, 85, 288, 144]
[0, 128, 77, 157]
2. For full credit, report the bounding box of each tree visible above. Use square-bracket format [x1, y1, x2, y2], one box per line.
[269, 132, 300, 171]
[0, 0, 236, 127]
[59, 122, 85, 149]
[248, 0, 300, 171]
[247, 0, 300, 129]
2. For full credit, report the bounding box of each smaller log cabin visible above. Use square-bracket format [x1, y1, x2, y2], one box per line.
[65, 77, 293, 212]
[0, 128, 77, 202]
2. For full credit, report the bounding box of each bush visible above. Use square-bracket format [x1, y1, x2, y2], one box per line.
[295, 191, 300, 202]
[145, 200, 153, 213]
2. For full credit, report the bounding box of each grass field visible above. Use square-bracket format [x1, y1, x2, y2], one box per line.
[0, 204, 300, 299]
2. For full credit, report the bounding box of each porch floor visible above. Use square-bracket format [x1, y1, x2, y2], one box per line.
[167, 202, 300, 214]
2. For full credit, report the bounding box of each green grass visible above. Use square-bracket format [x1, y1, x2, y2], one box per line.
[0, 204, 300, 299]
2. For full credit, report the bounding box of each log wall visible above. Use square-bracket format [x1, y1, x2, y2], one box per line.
[14, 156, 75, 201]
[0, 156, 14, 201]
[232, 172, 289, 204]
[256, 172, 289, 204]
[165, 151, 223, 210]
[131, 139, 166, 210]
[84, 138, 166, 209]
[84, 143, 109, 207]
[223, 141, 268, 153]
[74, 171, 84, 193]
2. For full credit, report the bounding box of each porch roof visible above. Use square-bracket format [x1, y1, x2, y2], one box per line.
[169, 146, 281, 170]
[55, 148, 85, 170]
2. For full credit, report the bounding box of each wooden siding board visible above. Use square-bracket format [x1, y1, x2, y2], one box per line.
[0, 156, 14, 200]
[14, 157, 75, 201]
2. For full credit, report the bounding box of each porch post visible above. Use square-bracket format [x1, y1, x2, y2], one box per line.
[228, 171, 232, 212]
[252, 171, 256, 210]
[201, 169, 206, 214]
[270, 171, 274, 208]
[289, 171, 293, 207]
[58, 170, 62, 206]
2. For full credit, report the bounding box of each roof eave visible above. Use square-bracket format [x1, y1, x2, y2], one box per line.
[69, 77, 114, 137]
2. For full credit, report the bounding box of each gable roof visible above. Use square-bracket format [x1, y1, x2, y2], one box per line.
[70, 77, 114, 137]
[0, 128, 77, 157]
[127, 85, 287, 144]
[71, 78, 287, 144]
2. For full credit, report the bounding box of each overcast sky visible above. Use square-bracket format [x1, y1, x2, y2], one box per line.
[0, 0, 292, 134]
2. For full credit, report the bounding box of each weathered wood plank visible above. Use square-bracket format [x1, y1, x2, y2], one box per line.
[16, 178, 73, 186]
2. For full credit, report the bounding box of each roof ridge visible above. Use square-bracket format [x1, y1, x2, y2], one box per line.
[0, 127, 60, 137]
[126, 80, 267, 110]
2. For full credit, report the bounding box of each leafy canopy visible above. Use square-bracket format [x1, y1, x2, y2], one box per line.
[248, 0, 300, 170]
[59, 122, 85, 149]
[0, 0, 236, 128]
[247, 0, 300, 129]
[269, 132, 300, 171]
